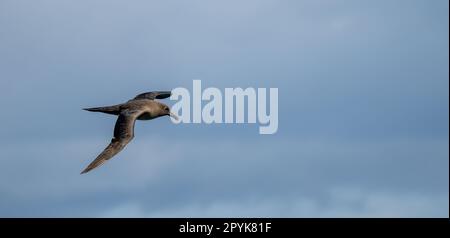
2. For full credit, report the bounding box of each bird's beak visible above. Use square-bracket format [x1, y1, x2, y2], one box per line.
[169, 112, 179, 121]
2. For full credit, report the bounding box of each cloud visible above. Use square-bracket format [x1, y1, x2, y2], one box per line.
[0, 0, 447, 218]
[104, 188, 448, 218]
[0, 136, 447, 217]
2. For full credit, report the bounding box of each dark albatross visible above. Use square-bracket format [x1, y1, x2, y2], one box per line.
[81, 91, 178, 174]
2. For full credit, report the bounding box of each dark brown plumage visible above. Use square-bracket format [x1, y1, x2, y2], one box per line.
[81, 91, 177, 174]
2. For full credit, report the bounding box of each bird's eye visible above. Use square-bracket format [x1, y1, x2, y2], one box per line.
[165, 107, 169, 111]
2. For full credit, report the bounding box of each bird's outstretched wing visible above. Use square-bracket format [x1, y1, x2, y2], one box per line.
[133, 91, 171, 100]
[81, 109, 141, 174]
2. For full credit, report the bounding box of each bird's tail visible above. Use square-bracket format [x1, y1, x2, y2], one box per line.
[83, 104, 121, 115]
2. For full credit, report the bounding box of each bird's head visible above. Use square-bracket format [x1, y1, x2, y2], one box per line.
[160, 103, 179, 121]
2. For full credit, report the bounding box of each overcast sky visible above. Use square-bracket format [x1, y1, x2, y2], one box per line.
[0, 0, 448, 217]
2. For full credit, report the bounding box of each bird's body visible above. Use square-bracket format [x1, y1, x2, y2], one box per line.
[81, 91, 177, 174]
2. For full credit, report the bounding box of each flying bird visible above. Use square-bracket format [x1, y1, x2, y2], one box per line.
[81, 91, 178, 174]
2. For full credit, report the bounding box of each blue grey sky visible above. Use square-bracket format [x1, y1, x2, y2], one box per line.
[0, 0, 448, 217]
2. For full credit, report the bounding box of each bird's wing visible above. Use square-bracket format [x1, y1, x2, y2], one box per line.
[81, 109, 142, 174]
[133, 91, 172, 100]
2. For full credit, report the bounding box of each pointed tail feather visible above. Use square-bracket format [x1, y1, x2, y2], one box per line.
[83, 105, 121, 115]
